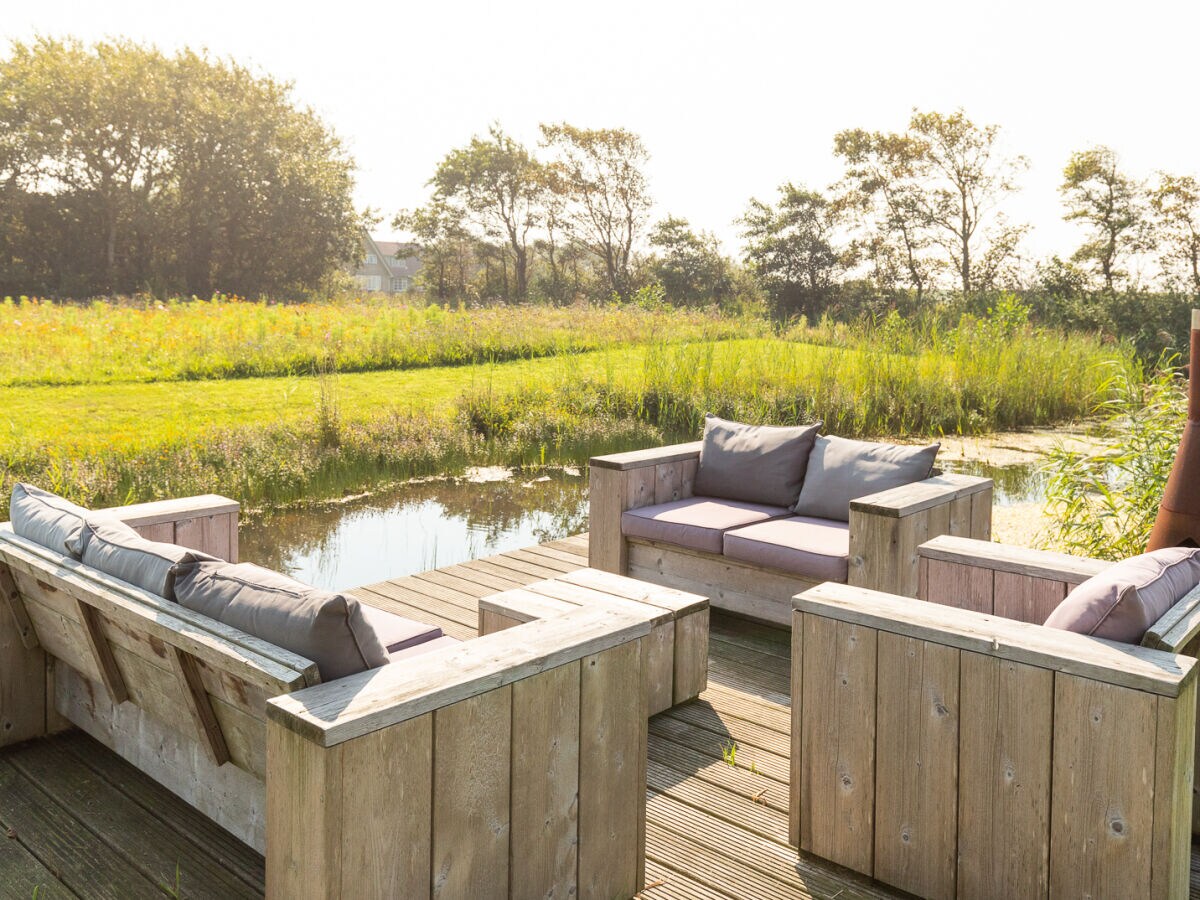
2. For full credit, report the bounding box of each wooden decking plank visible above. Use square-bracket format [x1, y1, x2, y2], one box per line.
[649, 716, 789, 783]
[707, 656, 790, 704]
[55, 731, 265, 890]
[0, 804, 80, 900]
[451, 557, 545, 590]
[364, 574, 479, 613]
[499, 548, 583, 575]
[5, 741, 261, 899]
[412, 565, 517, 598]
[648, 733, 786, 813]
[351, 584, 478, 632]
[647, 758, 788, 843]
[646, 820, 811, 900]
[708, 633, 791, 676]
[641, 857, 741, 899]
[0, 759, 160, 900]
[519, 544, 591, 569]
[698, 682, 790, 732]
[480, 551, 572, 580]
[544, 533, 590, 555]
[647, 792, 896, 900]
[709, 616, 791, 657]
[664, 701, 791, 756]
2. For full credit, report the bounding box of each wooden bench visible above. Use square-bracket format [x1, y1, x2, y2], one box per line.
[589, 441, 993, 626]
[477, 567, 709, 714]
[0, 495, 655, 898]
[789, 537, 1200, 900]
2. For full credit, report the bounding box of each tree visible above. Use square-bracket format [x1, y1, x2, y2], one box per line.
[907, 109, 1028, 294]
[646, 216, 732, 306]
[1060, 146, 1146, 292]
[394, 201, 475, 300]
[1150, 173, 1200, 294]
[0, 38, 360, 298]
[833, 128, 938, 300]
[540, 123, 652, 298]
[430, 124, 542, 299]
[739, 184, 841, 318]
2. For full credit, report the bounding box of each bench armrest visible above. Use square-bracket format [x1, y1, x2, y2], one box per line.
[917, 534, 1110, 623]
[101, 494, 240, 562]
[847, 474, 993, 597]
[589, 443, 702, 572]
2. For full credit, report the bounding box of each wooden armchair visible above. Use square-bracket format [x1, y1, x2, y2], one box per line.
[789, 537, 1200, 900]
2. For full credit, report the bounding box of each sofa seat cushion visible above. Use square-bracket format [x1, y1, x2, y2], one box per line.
[723, 516, 850, 582]
[10, 483, 91, 556]
[621, 497, 793, 554]
[388, 634, 462, 663]
[358, 603, 443, 653]
[72, 517, 218, 600]
[1044, 546, 1200, 643]
[173, 560, 390, 681]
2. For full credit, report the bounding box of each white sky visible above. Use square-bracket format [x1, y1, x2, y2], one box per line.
[4, 0, 1199, 261]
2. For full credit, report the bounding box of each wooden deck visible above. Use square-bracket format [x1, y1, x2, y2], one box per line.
[2, 533, 1199, 898]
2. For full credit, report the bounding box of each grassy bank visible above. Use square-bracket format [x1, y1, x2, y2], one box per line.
[0, 294, 767, 385]
[0, 318, 1130, 517]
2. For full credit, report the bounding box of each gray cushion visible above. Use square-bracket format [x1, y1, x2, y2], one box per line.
[10, 483, 91, 556]
[172, 560, 389, 681]
[358, 603, 443, 653]
[621, 497, 793, 554]
[692, 414, 822, 507]
[722, 516, 850, 582]
[1043, 547, 1200, 644]
[74, 517, 217, 599]
[793, 435, 939, 522]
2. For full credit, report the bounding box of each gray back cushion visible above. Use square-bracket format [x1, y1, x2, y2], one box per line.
[793, 435, 940, 522]
[692, 415, 822, 507]
[1044, 547, 1200, 644]
[74, 517, 216, 599]
[173, 560, 389, 681]
[10, 483, 90, 556]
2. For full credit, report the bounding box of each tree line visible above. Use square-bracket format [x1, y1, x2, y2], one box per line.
[0, 38, 359, 299]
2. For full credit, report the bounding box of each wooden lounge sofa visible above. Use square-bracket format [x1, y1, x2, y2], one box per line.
[789, 536, 1200, 899]
[589, 440, 993, 626]
[0, 493, 653, 899]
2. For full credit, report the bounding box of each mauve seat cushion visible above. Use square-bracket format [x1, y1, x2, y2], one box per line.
[621, 497, 793, 554]
[358, 603, 443, 653]
[1043, 546, 1200, 644]
[388, 634, 462, 663]
[723, 516, 850, 582]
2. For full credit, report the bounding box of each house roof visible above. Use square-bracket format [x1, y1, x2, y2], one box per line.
[374, 240, 422, 277]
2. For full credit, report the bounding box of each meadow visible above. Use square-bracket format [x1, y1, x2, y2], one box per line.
[0, 297, 1129, 518]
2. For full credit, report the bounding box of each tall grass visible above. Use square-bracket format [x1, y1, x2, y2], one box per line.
[0, 294, 768, 385]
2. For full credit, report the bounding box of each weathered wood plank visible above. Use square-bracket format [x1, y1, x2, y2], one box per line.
[589, 441, 702, 471]
[993, 571, 1067, 626]
[77, 599, 129, 704]
[1153, 675, 1197, 900]
[874, 632, 959, 900]
[588, 465, 628, 573]
[957, 652, 1052, 899]
[169, 646, 232, 766]
[922, 558, 993, 613]
[432, 686, 512, 898]
[919, 534, 1108, 583]
[511, 663, 580, 897]
[1049, 673, 1157, 898]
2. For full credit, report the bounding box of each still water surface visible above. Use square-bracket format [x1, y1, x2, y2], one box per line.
[239, 457, 1043, 591]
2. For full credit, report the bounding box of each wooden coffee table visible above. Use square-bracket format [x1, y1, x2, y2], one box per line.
[479, 568, 709, 715]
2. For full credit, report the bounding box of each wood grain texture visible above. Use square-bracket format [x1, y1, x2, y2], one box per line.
[0, 562, 38, 649]
[957, 652, 1052, 899]
[588, 441, 702, 471]
[673, 611, 709, 704]
[77, 600, 129, 704]
[168, 647, 231, 766]
[1049, 673, 1156, 899]
[587, 466, 627, 573]
[919, 534, 1108, 583]
[655, 460, 685, 505]
[874, 633, 959, 900]
[579, 639, 645, 898]
[266, 721, 341, 899]
[1152, 675, 1196, 900]
[0, 578, 45, 746]
[339, 715, 433, 899]
[993, 572, 1067, 626]
[432, 687, 512, 899]
[796, 614, 876, 874]
[625, 465, 657, 513]
[922, 558, 994, 613]
[511, 663, 581, 899]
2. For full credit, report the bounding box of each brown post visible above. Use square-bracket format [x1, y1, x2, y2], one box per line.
[1148, 310, 1200, 550]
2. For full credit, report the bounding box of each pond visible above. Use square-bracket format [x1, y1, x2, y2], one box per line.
[239, 447, 1049, 591]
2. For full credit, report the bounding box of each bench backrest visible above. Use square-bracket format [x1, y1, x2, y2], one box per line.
[0, 530, 316, 778]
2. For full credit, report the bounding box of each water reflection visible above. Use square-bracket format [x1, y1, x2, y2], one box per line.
[240, 457, 1042, 591]
[239, 467, 589, 590]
